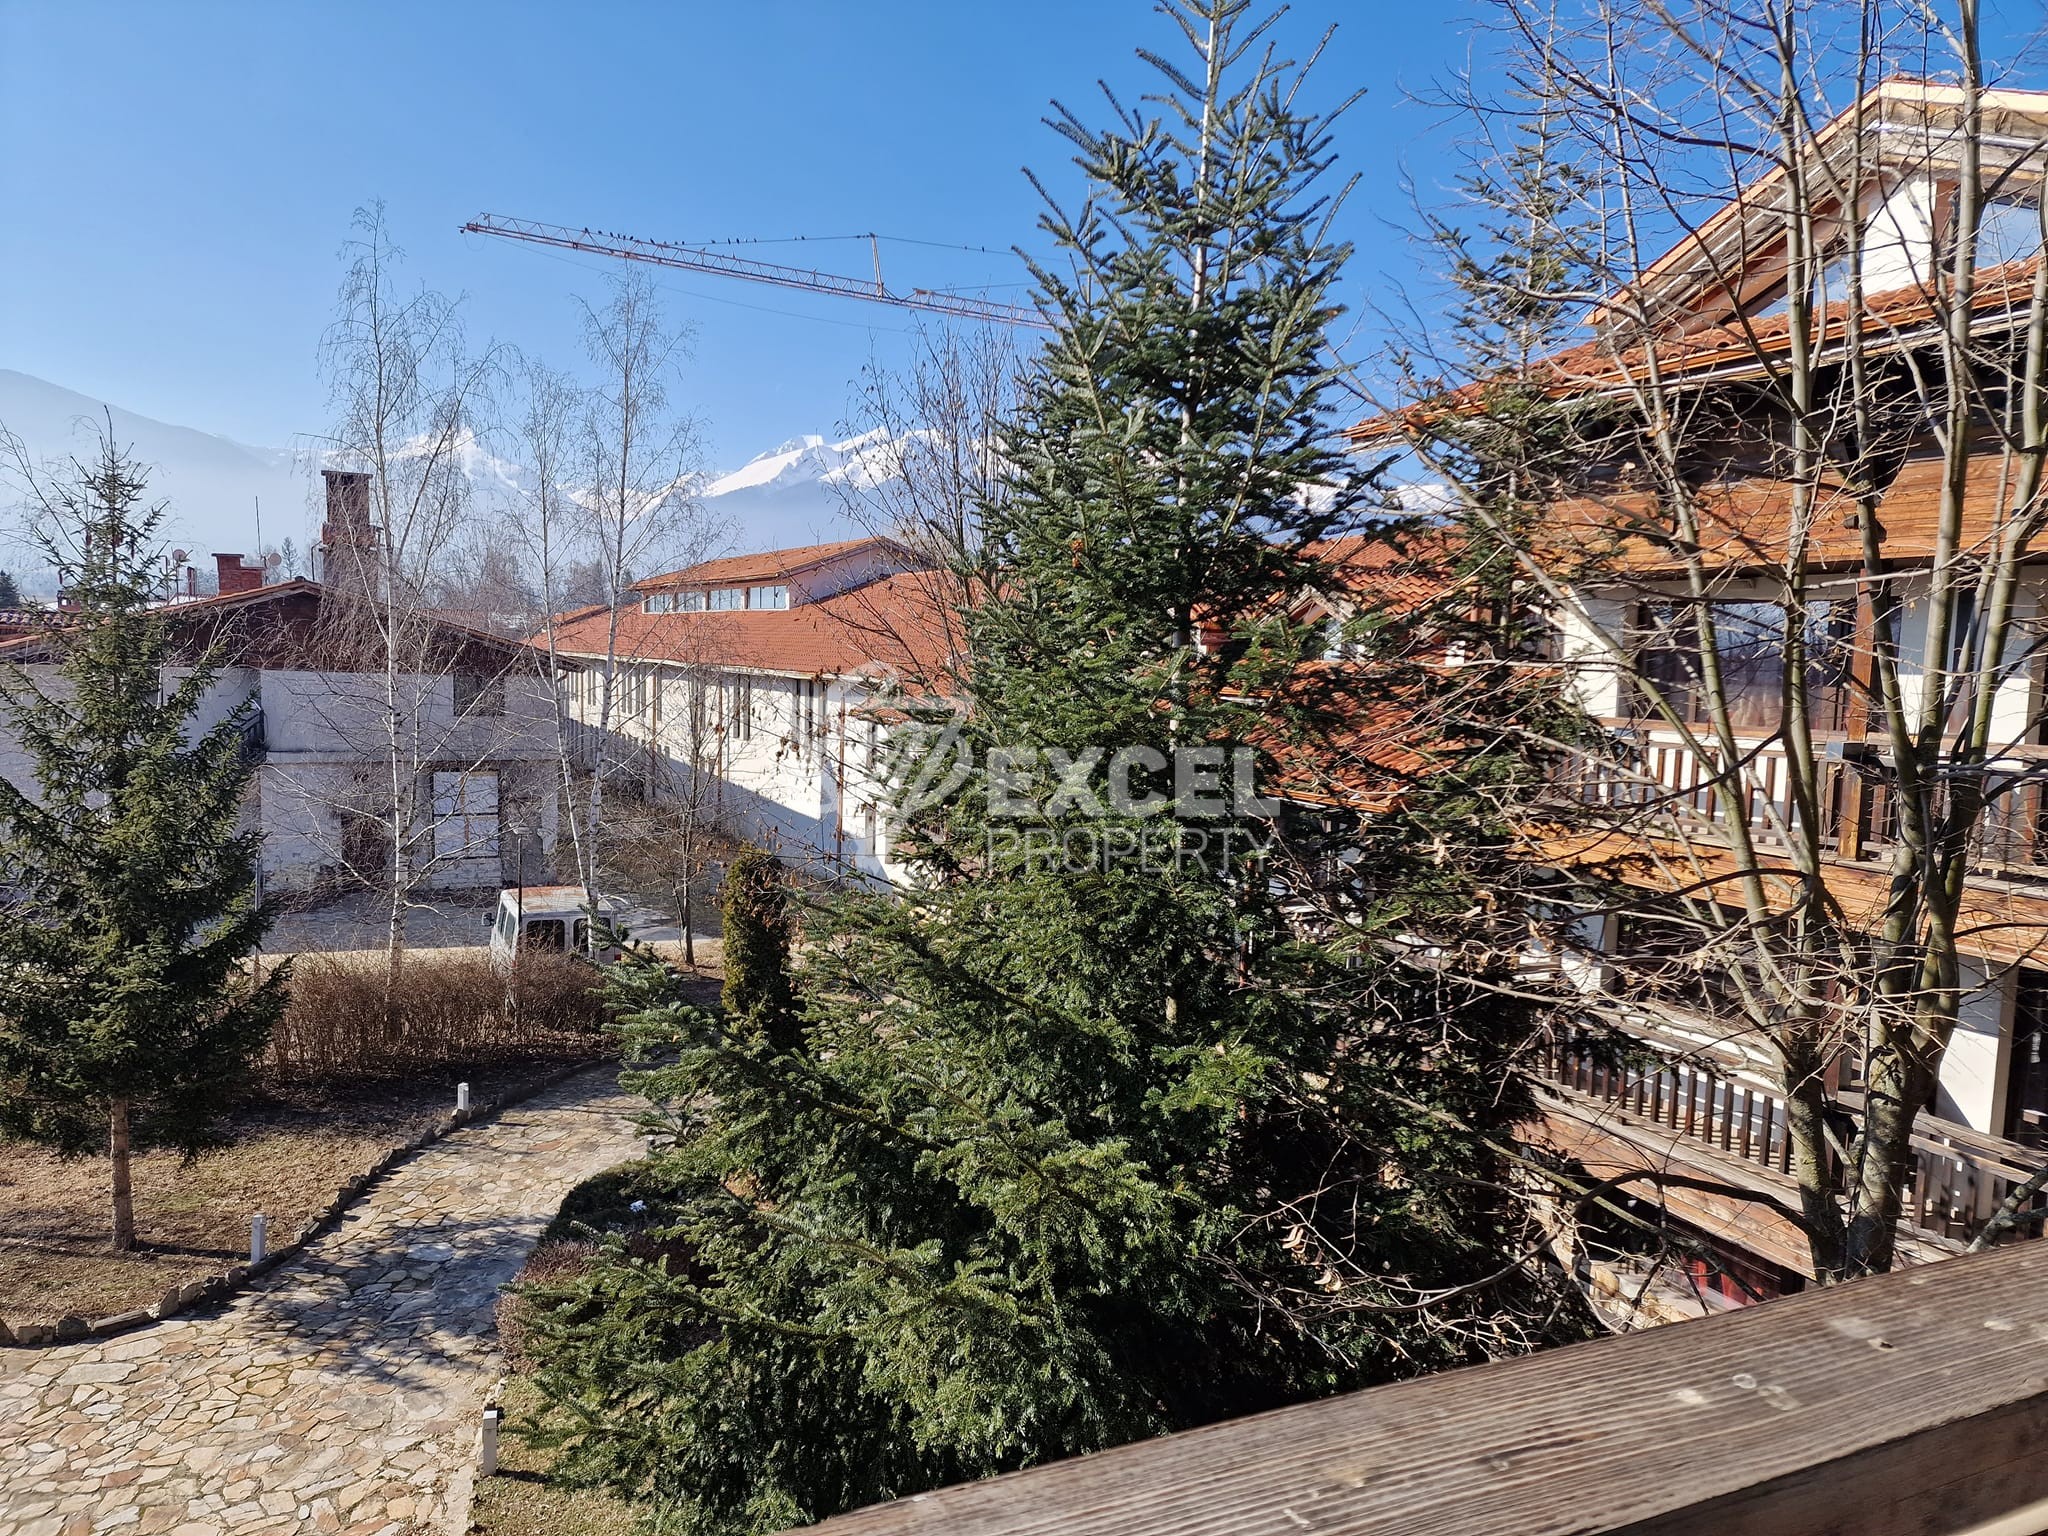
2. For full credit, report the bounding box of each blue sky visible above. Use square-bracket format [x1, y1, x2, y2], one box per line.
[0, 3, 1478, 473]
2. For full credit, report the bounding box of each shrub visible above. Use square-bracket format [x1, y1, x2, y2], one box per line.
[720, 845, 797, 1051]
[263, 949, 604, 1077]
[499, 1238, 598, 1370]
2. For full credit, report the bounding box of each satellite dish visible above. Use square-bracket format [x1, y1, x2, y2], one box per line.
[172, 549, 189, 564]
[264, 551, 284, 569]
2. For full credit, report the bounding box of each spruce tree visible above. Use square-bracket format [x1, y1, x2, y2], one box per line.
[0, 437, 288, 1250]
[521, 7, 1570, 1530]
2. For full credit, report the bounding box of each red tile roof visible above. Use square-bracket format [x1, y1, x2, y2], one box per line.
[636, 537, 911, 590]
[1303, 533, 1465, 611]
[543, 569, 966, 685]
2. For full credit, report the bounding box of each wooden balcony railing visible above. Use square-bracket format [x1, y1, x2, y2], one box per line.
[1536, 1031, 2048, 1249]
[1560, 728, 2048, 878]
[793, 1237, 2048, 1536]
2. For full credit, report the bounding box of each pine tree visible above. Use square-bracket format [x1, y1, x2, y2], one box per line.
[0, 570, 22, 609]
[0, 437, 288, 1250]
[520, 7, 1571, 1529]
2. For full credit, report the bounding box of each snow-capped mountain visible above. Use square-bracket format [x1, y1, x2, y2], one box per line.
[0, 368, 901, 574]
[694, 432, 900, 549]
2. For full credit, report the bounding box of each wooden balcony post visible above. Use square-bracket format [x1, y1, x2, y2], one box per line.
[1836, 579, 1877, 861]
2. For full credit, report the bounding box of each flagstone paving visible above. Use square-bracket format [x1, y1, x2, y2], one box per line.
[0, 1067, 644, 1536]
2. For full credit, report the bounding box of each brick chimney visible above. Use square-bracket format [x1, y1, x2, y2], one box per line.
[318, 469, 378, 591]
[214, 553, 263, 596]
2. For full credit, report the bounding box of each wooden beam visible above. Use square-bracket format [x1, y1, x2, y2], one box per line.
[1527, 1092, 1819, 1276]
[797, 1240, 2048, 1536]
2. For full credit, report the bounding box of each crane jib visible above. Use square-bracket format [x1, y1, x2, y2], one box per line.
[460, 214, 1052, 330]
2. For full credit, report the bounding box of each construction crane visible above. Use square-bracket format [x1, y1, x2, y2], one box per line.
[461, 214, 1051, 330]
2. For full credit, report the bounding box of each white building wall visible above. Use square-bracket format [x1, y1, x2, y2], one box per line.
[1936, 958, 2011, 1133]
[575, 658, 906, 885]
[1860, 174, 1939, 297]
[1555, 593, 1629, 718]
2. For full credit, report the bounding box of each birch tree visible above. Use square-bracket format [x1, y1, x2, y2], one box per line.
[314, 204, 506, 1005]
[567, 272, 716, 896]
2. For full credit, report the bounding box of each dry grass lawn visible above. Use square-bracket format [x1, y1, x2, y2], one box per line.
[0, 1057, 597, 1328]
[466, 1378, 643, 1536]
[0, 942, 726, 1331]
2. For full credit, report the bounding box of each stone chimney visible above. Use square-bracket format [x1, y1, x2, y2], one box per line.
[214, 553, 263, 596]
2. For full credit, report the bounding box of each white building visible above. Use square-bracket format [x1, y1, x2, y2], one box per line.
[0, 561, 564, 904]
[548, 538, 960, 884]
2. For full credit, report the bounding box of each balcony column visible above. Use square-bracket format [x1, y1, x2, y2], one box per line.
[1836, 578, 1879, 860]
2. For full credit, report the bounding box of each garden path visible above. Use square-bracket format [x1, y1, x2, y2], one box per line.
[0, 1065, 643, 1536]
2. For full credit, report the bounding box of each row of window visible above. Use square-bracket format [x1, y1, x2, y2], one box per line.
[575, 663, 837, 750]
[1634, 599, 1856, 732]
[643, 584, 790, 614]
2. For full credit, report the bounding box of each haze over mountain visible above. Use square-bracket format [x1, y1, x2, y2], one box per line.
[0, 371, 881, 581]
[0, 369, 312, 579]
[698, 432, 901, 551]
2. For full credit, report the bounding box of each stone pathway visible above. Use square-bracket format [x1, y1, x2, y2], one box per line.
[0, 1067, 644, 1536]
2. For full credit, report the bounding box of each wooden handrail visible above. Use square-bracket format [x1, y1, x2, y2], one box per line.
[795, 1240, 2048, 1536]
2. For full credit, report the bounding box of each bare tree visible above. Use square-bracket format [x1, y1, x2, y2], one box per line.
[839, 323, 1021, 569]
[309, 203, 509, 1006]
[499, 276, 722, 915]
[1378, 0, 2048, 1280]
[567, 273, 717, 898]
[501, 357, 599, 892]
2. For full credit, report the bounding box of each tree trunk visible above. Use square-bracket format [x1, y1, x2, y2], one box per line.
[385, 881, 405, 1040]
[682, 882, 695, 969]
[109, 1098, 135, 1252]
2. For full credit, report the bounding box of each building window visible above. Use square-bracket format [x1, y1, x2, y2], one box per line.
[688, 677, 709, 744]
[643, 592, 674, 615]
[1634, 599, 1852, 732]
[710, 588, 745, 611]
[749, 584, 789, 610]
[611, 666, 650, 722]
[730, 676, 753, 740]
[799, 678, 828, 746]
[680, 591, 705, 612]
[1975, 197, 2042, 272]
[432, 769, 499, 862]
[2010, 970, 2048, 1146]
[1754, 249, 1856, 318]
[452, 672, 505, 717]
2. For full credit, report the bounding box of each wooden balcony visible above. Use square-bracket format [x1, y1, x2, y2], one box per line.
[1533, 1031, 2048, 1270]
[1563, 725, 2048, 880]
[793, 1236, 2048, 1536]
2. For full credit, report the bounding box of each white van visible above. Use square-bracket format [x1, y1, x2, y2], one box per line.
[486, 885, 629, 971]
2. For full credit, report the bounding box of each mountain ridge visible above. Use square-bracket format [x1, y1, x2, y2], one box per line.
[0, 369, 875, 564]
